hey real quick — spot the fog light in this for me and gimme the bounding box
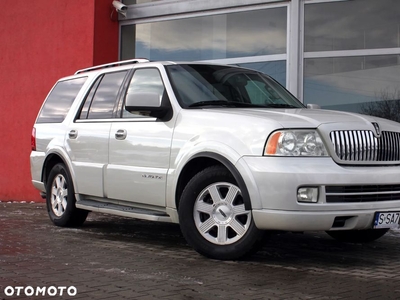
[297,187,319,203]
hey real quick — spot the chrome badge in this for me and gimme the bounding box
[372,122,381,137]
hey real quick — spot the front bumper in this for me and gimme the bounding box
[238,156,400,231]
[252,208,380,231]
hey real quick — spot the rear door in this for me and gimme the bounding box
[66,70,129,197]
[106,68,174,207]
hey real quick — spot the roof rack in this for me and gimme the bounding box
[74,58,150,74]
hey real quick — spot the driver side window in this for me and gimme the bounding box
[122,68,165,118]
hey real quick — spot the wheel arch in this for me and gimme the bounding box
[42,149,76,191]
[175,152,252,211]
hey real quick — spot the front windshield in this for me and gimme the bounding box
[165,64,304,109]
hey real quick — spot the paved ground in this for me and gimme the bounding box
[0,202,400,300]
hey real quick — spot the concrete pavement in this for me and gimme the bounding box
[1,202,400,299]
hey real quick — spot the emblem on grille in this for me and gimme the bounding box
[372,122,381,137]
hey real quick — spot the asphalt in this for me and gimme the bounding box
[1,201,400,299]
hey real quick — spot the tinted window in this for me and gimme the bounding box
[121,7,286,61]
[305,0,400,51]
[237,61,286,87]
[123,68,165,118]
[87,71,127,119]
[166,64,303,109]
[244,80,287,106]
[304,55,400,118]
[78,76,102,120]
[36,77,87,123]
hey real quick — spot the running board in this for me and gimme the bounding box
[76,200,172,222]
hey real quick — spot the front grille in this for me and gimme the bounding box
[329,130,400,161]
[326,185,400,203]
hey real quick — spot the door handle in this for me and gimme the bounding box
[69,130,78,139]
[115,129,127,140]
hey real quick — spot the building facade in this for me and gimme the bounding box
[120,0,400,115]
[1,0,399,202]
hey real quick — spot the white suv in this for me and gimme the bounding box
[31,59,400,260]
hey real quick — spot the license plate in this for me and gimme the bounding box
[374,212,400,229]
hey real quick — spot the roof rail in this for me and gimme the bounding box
[74,58,150,74]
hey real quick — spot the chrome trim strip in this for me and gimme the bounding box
[326,191,400,196]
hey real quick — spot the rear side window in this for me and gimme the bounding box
[36,77,87,123]
[77,71,128,120]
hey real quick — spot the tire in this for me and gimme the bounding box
[178,165,263,260]
[326,229,389,243]
[46,163,88,227]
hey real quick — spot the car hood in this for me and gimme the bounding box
[207,107,398,129]
[175,107,400,159]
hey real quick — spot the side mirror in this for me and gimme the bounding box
[125,92,170,119]
[307,103,321,109]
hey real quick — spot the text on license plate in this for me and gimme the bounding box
[374,212,400,229]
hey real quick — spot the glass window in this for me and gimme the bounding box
[121,25,136,61]
[121,7,287,61]
[123,68,165,118]
[36,77,87,123]
[304,0,400,52]
[236,61,286,87]
[166,64,303,109]
[78,76,102,120]
[303,55,400,121]
[244,80,288,106]
[86,71,128,119]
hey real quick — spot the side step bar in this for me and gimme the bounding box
[76,200,172,222]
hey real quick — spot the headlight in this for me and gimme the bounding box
[264,130,328,156]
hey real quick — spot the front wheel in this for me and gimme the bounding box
[178,166,263,260]
[46,163,88,227]
[326,229,389,243]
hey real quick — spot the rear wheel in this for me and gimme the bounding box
[178,166,263,260]
[46,163,88,227]
[326,229,389,243]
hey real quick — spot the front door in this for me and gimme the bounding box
[106,68,173,207]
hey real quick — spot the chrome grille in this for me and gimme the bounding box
[326,185,400,203]
[329,130,400,161]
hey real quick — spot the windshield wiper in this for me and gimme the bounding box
[189,100,269,108]
[188,101,299,109]
[264,103,299,108]
[188,100,232,108]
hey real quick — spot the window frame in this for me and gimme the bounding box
[36,76,88,124]
[118,0,400,105]
[119,2,291,92]
[116,66,170,120]
[75,70,131,122]
[300,0,400,103]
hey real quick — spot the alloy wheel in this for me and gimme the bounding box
[50,174,68,217]
[193,182,251,245]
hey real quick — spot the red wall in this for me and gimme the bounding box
[0,0,118,202]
